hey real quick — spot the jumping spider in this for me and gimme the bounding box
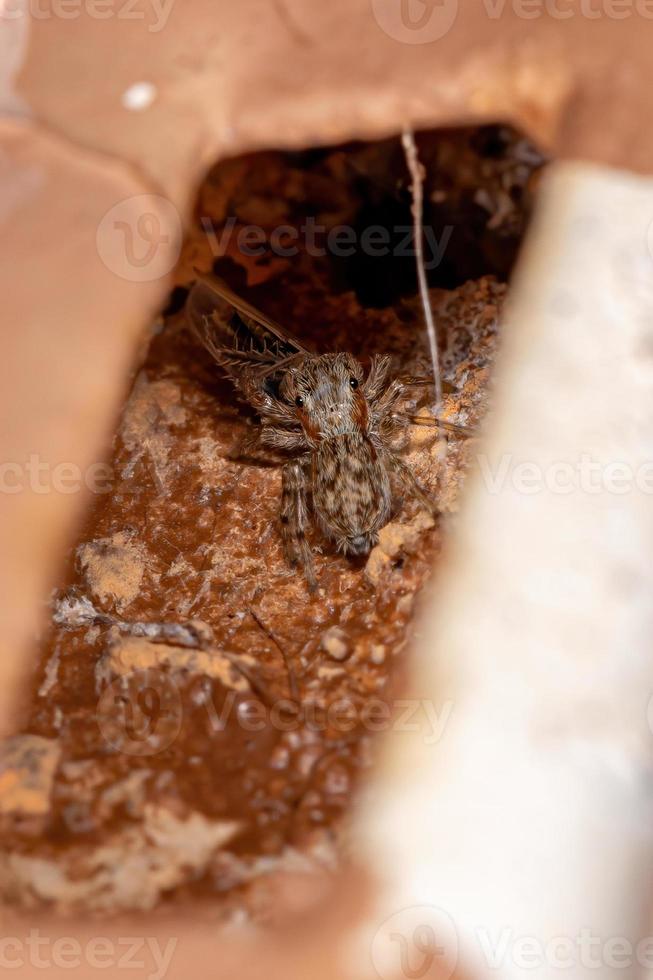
[187,275,469,590]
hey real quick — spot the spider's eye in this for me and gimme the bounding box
[349,377,359,390]
[295,395,304,407]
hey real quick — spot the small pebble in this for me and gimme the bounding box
[370,644,386,665]
[297,746,322,778]
[316,664,346,682]
[320,626,349,661]
[285,731,303,750]
[269,745,290,770]
[397,594,414,615]
[323,763,349,796]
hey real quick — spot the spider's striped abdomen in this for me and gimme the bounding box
[312,433,391,556]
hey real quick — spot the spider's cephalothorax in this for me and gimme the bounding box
[187,275,463,590]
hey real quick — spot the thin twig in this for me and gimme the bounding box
[402,128,443,410]
[249,607,300,703]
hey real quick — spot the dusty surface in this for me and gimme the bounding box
[10,0,653,199]
[0,736,61,823]
[1,4,652,975]
[0,132,529,916]
[0,119,180,737]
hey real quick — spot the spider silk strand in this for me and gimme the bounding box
[401,128,443,410]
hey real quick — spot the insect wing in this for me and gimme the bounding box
[201,275,308,352]
[187,273,309,376]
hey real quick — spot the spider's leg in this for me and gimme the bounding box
[363,354,392,403]
[232,424,308,464]
[226,429,271,463]
[385,450,440,518]
[392,412,474,437]
[373,373,458,424]
[260,426,309,455]
[393,375,457,395]
[239,375,298,426]
[370,378,404,424]
[281,459,317,591]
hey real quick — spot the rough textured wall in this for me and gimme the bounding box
[2,2,653,978]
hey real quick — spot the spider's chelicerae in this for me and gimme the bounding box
[187,275,468,590]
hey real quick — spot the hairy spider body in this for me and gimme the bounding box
[186,275,453,590]
[313,432,392,557]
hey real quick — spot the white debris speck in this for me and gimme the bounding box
[320,626,349,661]
[121,82,157,111]
[370,644,386,665]
[53,595,100,628]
